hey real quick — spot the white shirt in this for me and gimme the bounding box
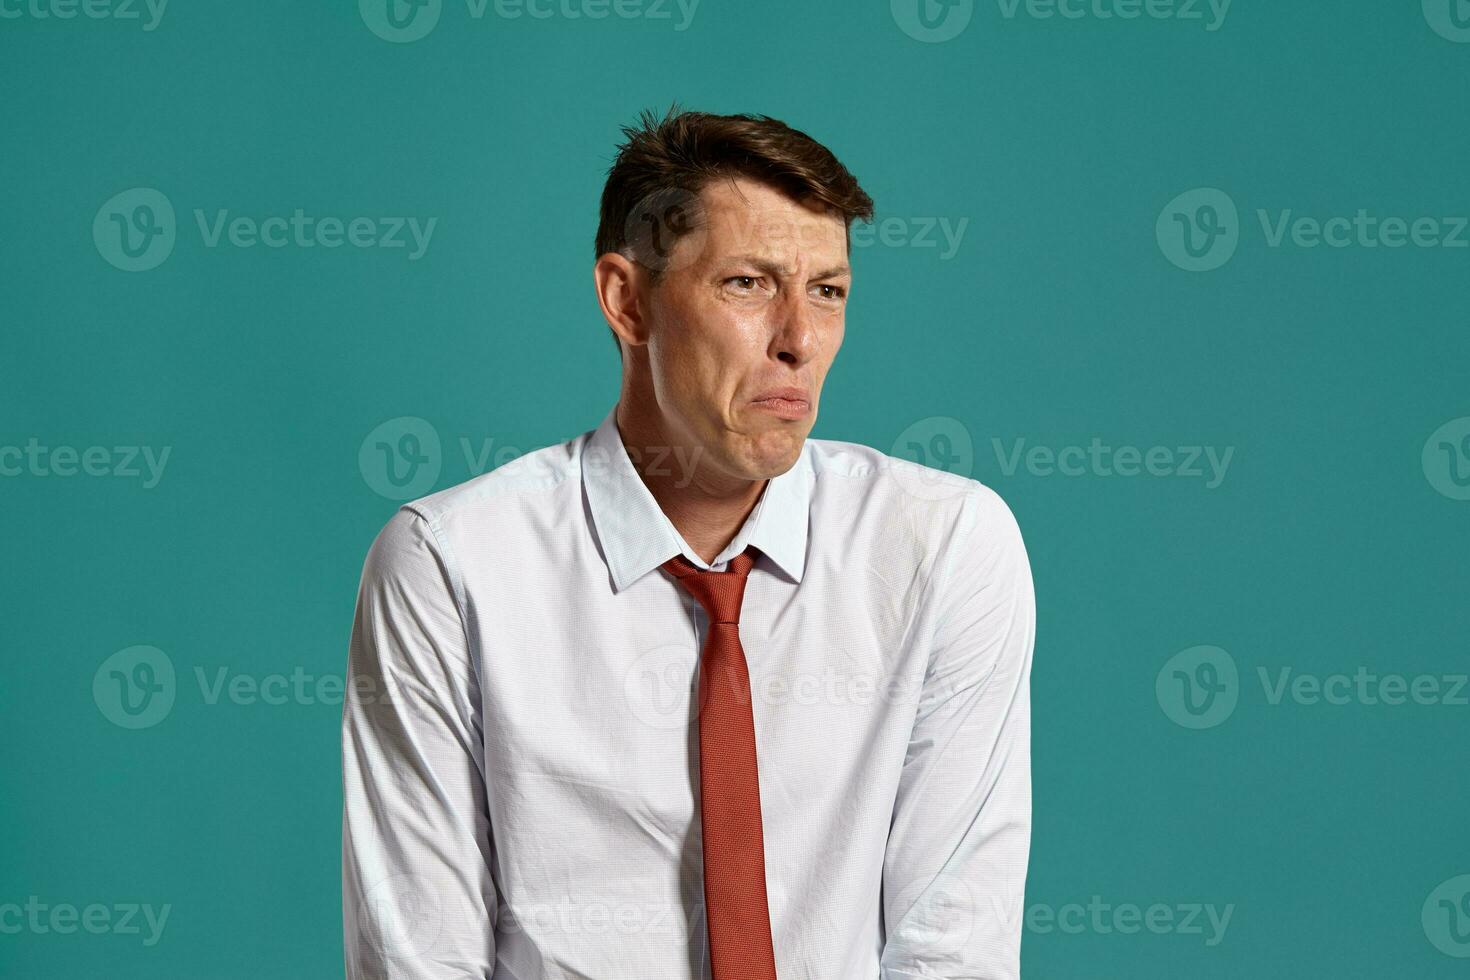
[342,404,1035,980]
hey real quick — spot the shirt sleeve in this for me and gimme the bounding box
[879,486,1036,980]
[342,507,498,979]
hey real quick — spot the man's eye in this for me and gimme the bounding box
[813,284,847,301]
[727,276,760,290]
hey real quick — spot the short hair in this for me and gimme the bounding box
[595,104,876,355]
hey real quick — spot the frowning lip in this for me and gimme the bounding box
[749,387,811,419]
[750,386,810,405]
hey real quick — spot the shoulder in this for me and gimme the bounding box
[396,430,584,529]
[360,430,586,580]
[805,434,1024,547]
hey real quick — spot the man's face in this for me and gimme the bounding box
[641,177,851,483]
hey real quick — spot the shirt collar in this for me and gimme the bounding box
[582,404,812,593]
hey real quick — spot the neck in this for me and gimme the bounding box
[614,398,766,566]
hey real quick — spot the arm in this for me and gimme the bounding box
[342,508,498,979]
[880,487,1035,980]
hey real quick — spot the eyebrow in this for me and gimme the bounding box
[719,255,852,280]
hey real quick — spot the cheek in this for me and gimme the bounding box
[818,316,845,363]
[725,310,774,352]
[668,294,763,364]
[649,295,731,394]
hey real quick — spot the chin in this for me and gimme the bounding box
[743,429,805,475]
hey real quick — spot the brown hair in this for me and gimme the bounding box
[595,104,876,354]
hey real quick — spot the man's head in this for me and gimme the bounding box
[593,106,874,489]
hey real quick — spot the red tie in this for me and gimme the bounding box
[660,546,779,980]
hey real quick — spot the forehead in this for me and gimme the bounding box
[696,177,848,261]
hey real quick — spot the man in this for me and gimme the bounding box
[343,107,1035,979]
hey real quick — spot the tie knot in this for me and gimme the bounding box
[660,546,757,624]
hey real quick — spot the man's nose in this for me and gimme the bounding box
[769,286,819,365]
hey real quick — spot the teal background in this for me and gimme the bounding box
[4,1,1469,976]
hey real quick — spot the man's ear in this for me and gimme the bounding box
[594,252,650,353]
